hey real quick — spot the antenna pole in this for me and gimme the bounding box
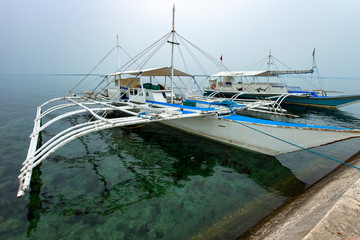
[172,4,175,32]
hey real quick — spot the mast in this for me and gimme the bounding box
[116,35,120,70]
[267,49,272,84]
[167,5,180,103]
[170,4,175,103]
[309,48,316,90]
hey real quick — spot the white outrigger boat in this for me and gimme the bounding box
[17,6,360,197]
[204,52,360,109]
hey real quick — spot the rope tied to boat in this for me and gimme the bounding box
[210,100,237,114]
[232,119,360,171]
[137,111,152,120]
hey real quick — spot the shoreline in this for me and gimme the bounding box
[243,151,360,239]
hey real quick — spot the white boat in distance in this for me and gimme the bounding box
[17,6,360,197]
[204,53,360,109]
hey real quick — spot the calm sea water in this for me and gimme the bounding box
[0,75,359,239]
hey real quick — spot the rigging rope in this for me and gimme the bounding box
[81,32,172,103]
[231,119,360,171]
[175,35,190,73]
[91,76,108,94]
[137,34,170,69]
[192,76,202,92]
[242,54,324,92]
[176,34,209,76]
[115,32,172,73]
[66,46,117,96]
[242,56,268,70]
[176,32,232,74]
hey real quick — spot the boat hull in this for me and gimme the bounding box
[164,115,360,156]
[204,90,360,109]
[204,90,279,99]
[282,95,360,109]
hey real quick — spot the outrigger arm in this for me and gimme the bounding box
[17,95,220,197]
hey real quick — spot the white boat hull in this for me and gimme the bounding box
[164,115,360,156]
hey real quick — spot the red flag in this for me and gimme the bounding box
[220,55,223,62]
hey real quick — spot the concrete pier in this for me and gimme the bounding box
[246,152,360,240]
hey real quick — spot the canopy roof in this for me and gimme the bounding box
[212,71,268,77]
[110,67,192,77]
[212,69,314,77]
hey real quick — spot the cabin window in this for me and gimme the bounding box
[146,92,149,96]
[162,92,167,98]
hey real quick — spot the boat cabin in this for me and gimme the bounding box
[207,71,289,94]
[106,67,193,104]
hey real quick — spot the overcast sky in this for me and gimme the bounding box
[1,0,359,77]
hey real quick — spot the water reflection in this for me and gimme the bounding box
[129,123,306,198]
[283,104,360,129]
[26,164,42,237]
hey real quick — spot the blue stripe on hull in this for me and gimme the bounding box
[221,115,352,130]
[184,99,245,108]
[146,100,216,111]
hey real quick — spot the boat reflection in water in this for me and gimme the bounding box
[26,114,310,239]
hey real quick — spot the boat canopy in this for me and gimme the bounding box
[114,78,141,88]
[212,69,314,77]
[109,67,193,77]
[212,71,268,77]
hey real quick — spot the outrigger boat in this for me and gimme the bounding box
[204,52,360,109]
[17,6,360,197]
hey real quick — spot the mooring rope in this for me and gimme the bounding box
[231,118,360,171]
[210,100,237,114]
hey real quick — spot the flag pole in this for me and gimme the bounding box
[220,55,223,72]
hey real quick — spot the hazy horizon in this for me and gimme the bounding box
[1,0,360,78]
